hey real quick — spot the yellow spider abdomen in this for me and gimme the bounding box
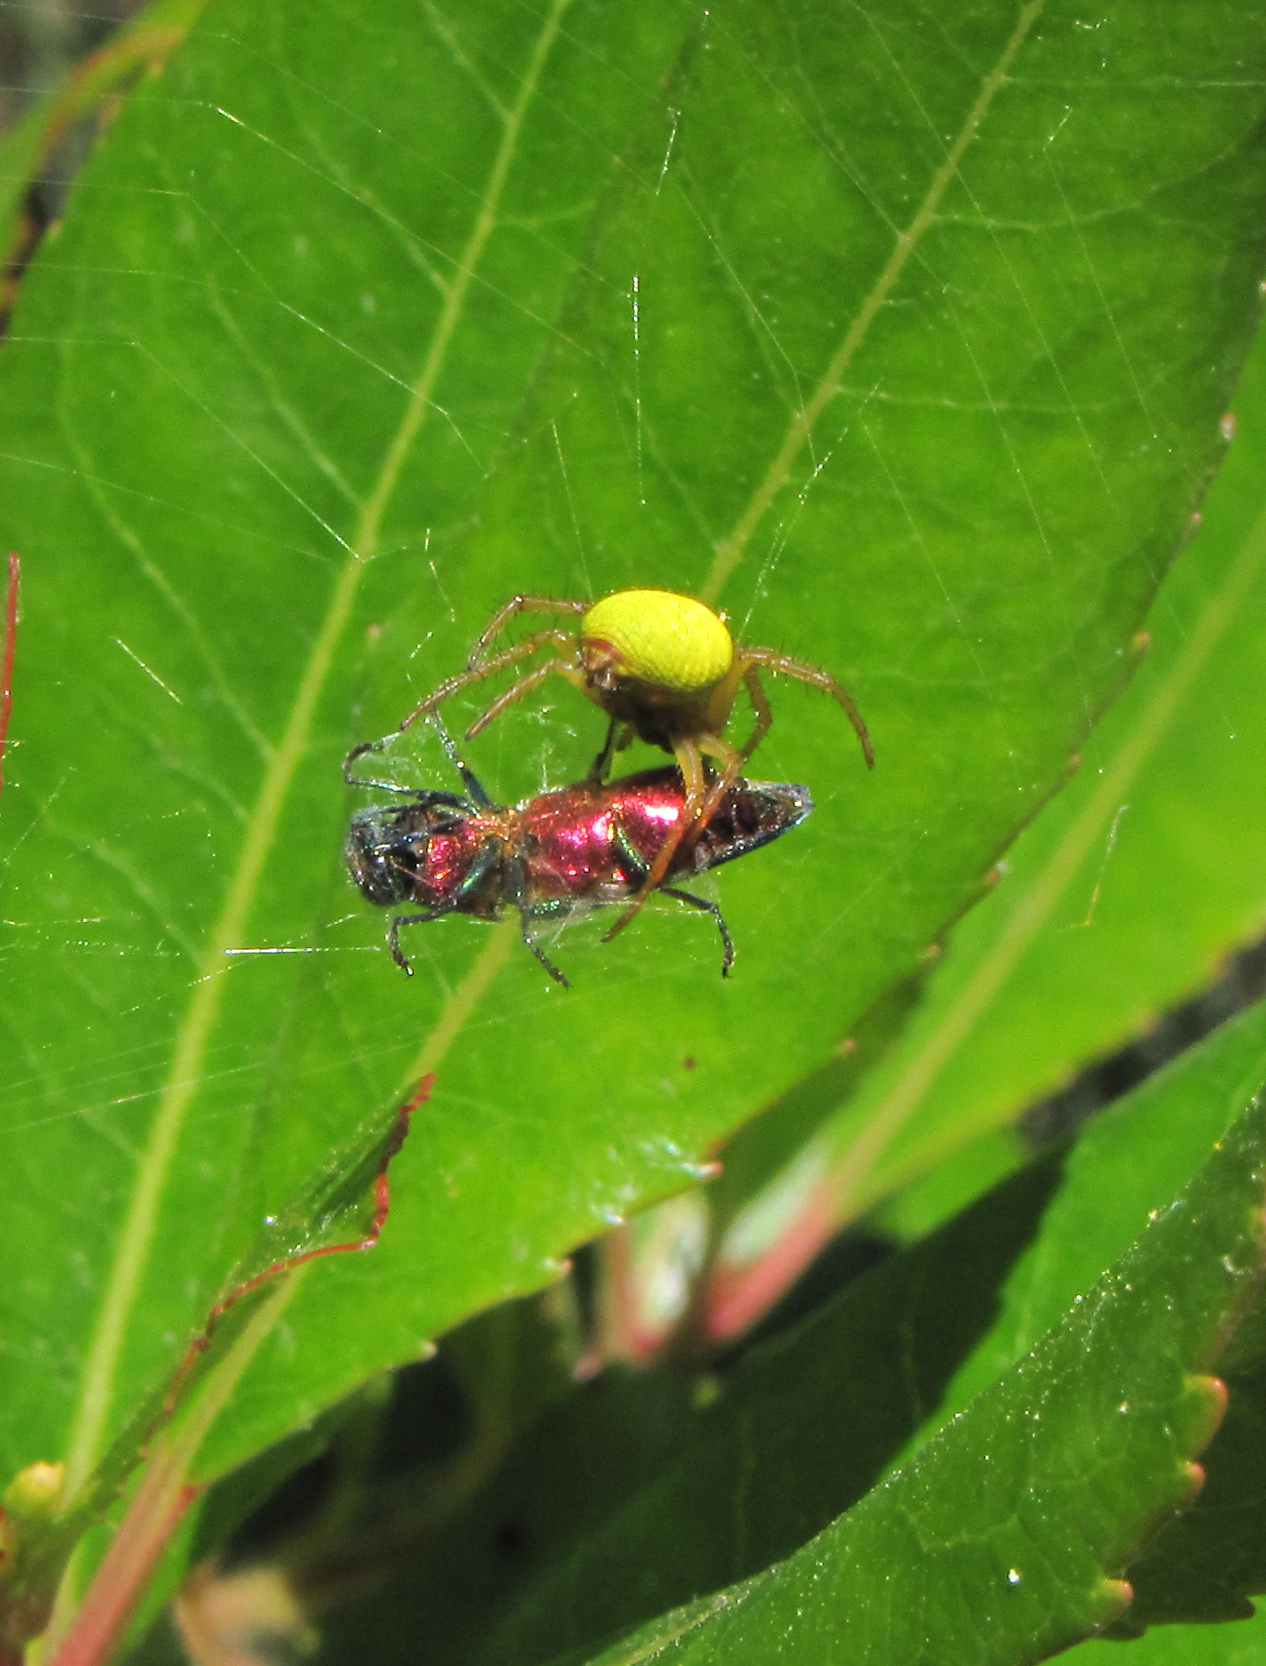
[580,590,734,696]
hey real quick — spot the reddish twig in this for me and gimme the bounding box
[49,1076,432,1666]
[49,1466,199,1666]
[600,1226,666,1366]
[162,1073,433,1419]
[702,1177,837,1343]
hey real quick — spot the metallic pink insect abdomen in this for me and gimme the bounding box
[519,776,688,900]
[601,777,691,860]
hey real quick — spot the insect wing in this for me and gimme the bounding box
[688,780,814,874]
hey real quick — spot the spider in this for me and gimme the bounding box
[343,717,813,987]
[396,588,872,934]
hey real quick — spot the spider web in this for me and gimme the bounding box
[0,0,1248,1533]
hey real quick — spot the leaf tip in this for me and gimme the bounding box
[1089,1576,1134,1629]
[1179,1372,1229,1457]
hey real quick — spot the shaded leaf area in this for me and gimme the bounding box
[319,999,1266,1666]
[557,1074,1266,1665]
[907,997,1266,1418]
[1115,1358,1266,1628]
[1,1,1264,1581]
[0,0,203,290]
[129,1295,584,1662]
[318,1156,1065,1666]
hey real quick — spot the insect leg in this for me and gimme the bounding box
[343,739,453,796]
[388,839,502,976]
[519,909,573,988]
[343,737,422,794]
[507,858,572,987]
[388,907,452,976]
[661,885,735,978]
[344,732,480,816]
[428,713,492,804]
[611,811,735,975]
[608,813,649,886]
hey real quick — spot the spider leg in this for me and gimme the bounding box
[661,886,735,978]
[605,807,736,975]
[465,656,590,741]
[739,664,773,762]
[398,628,579,735]
[688,733,744,850]
[427,713,492,805]
[470,595,587,664]
[740,646,875,768]
[602,735,710,944]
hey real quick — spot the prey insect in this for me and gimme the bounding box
[343,717,813,987]
[395,588,870,940]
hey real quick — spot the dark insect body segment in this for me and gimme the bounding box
[344,725,813,987]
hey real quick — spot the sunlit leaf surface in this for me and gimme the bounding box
[1,0,1264,1564]
[807,323,1266,1233]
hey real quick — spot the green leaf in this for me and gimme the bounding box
[2,0,1264,1618]
[322,1150,1070,1665]
[792,297,1266,1237]
[323,998,1266,1666]
[1080,1608,1266,1666]
[560,1035,1266,1666]
[0,1082,422,1652]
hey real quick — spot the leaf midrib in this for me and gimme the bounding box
[703,0,1046,602]
[59,0,575,1505]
